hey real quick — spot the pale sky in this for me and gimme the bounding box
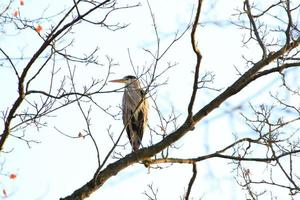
[0,0,298,199]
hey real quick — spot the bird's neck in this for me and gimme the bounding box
[126,81,141,91]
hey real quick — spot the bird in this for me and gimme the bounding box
[110,75,149,151]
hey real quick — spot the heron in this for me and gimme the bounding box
[110,75,149,151]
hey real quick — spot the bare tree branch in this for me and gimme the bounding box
[185,163,197,200]
[186,0,204,124]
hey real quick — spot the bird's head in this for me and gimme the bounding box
[109,75,138,86]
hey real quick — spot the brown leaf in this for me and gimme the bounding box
[9,173,17,180]
[35,25,42,33]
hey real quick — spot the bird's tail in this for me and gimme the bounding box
[132,139,141,151]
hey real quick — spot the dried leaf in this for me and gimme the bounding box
[13,10,19,17]
[244,168,250,176]
[9,173,17,180]
[35,25,42,33]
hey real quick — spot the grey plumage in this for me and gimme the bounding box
[110,75,148,151]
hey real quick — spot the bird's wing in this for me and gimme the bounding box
[122,103,131,145]
[123,89,148,151]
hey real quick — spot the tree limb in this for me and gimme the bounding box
[185,163,197,200]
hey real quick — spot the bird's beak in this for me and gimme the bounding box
[109,78,126,83]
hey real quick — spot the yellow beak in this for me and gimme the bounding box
[109,78,126,83]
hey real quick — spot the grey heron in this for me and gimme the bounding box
[110,75,149,151]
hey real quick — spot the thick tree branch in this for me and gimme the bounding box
[186,0,203,124]
[185,163,197,200]
[143,149,300,165]
[284,0,292,44]
[192,37,300,125]
[251,62,300,80]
